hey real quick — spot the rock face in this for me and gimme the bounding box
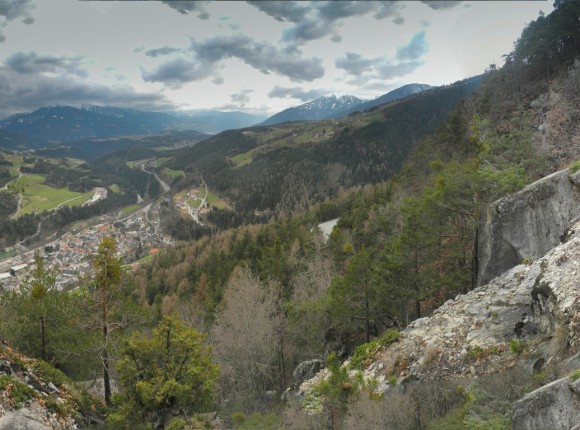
[512,375,580,430]
[478,168,580,286]
[0,345,102,429]
[299,218,580,396]
[0,407,52,430]
[293,359,324,385]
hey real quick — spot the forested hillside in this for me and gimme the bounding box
[1,2,579,429]
[128,2,580,427]
[168,76,481,215]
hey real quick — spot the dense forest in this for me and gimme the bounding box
[168,76,482,216]
[0,1,579,429]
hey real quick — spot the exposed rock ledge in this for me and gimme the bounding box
[300,219,580,397]
[512,374,580,430]
[478,167,580,286]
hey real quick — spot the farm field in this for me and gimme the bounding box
[14,174,94,217]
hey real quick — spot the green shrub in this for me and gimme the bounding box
[569,368,580,382]
[45,396,70,417]
[32,359,70,388]
[0,375,37,408]
[509,339,525,356]
[427,408,466,430]
[166,418,186,430]
[350,330,400,369]
[232,412,247,426]
[569,160,580,173]
[463,415,511,430]
[532,371,547,384]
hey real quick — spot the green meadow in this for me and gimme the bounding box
[14,174,93,217]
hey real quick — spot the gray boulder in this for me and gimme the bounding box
[293,359,324,384]
[478,168,580,286]
[0,408,52,430]
[512,375,580,430]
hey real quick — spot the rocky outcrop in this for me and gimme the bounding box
[512,374,580,430]
[0,345,103,429]
[478,168,580,286]
[293,359,324,385]
[299,218,580,397]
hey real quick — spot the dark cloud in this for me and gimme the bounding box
[144,46,183,58]
[336,32,428,84]
[0,0,35,42]
[335,52,379,76]
[246,1,308,23]
[161,0,210,19]
[396,31,428,61]
[230,89,253,107]
[117,0,210,19]
[192,35,325,81]
[421,1,463,10]
[142,34,325,87]
[316,1,376,21]
[269,1,405,45]
[141,57,213,88]
[268,86,327,102]
[5,51,88,77]
[0,52,172,118]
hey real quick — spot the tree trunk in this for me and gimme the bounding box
[364,283,370,343]
[40,316,46,361]
[414,249,421,319]
[102,289,111,406]
[472,226,479,289]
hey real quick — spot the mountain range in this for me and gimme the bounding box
[0,106,264,145]
[260,83,432,126]
[0,83,433,147]
[260,94,365,126]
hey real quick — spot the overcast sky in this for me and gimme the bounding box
[0,0,553,117]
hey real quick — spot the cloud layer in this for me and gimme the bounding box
[268,86,327,102]
[0,51,171,117]
[142,34,325,87]
[336,31,428,84]
[0,0,35,42]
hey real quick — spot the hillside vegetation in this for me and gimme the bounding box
[1,2,579,429]
[168,76,481,215]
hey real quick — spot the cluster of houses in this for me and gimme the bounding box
[173,187,210,221]
[0,204,174,292]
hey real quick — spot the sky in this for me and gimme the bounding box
[0,0,554,118]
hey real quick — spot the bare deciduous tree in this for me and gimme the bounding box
[211,266,285,403]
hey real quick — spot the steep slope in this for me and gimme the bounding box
[0,344,104,428]
[169,75,481,215]
[260,95,364,126]
[295,170,580,428]
[0,106,202,144]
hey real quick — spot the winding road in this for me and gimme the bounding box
[136,161,171,193]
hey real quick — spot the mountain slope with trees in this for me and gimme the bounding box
[0,106,203,144]
[2,2,580,429]
[169,75,481,216]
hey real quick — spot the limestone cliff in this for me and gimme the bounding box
[297,213,580,429]
[478,167,580,286]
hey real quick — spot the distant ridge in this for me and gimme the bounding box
[260,94,365,126]
[0,106,202,143]
[337,83,432,117]
[261,83,432,126]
